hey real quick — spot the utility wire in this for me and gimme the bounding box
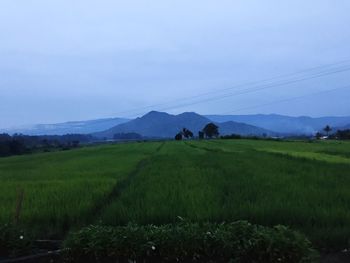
[112,59,350,117]
[221,84,350,114]
[122,65,350,117]
[117,59,350,117]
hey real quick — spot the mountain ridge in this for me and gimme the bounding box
[94,111,274,139]
[2,112,349,137]
[205,114,350,134]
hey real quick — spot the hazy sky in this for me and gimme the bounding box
[1,0,350,128]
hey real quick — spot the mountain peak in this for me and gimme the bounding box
[143,111,170,117]
[178,112,202,117]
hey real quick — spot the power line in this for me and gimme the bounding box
[113,59,350,118]
[122,64,350,117]
[221,85,350,114]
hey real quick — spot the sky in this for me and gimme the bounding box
[1,0,350,128]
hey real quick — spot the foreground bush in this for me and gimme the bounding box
[63,221,318,263]
[0,224,32,257]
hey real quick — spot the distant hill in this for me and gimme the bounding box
[6,112,348,137]
[335,123,350,131]
[2,118,130,136]
[94,111,274,139]
[206,114,350,135]
[218,121,273,136]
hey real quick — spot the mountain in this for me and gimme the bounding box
[2,118,130,136]
[94,111,274,139]
[206,114,350,135]
[335,124,350,131]
[218,121,273,136]
[7,112,346,137]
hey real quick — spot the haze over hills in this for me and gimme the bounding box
[338,124,350,130]
[206,114,350,135]
[94,111,275,139]
[1,118,129,136]
[2,112,350,138]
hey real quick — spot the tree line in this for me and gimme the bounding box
[0,133,94,157]
[175,123,350,141]
[175,123,219,140]
[316,125,350,140]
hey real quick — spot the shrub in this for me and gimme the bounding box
[175,133,183,141]
[221,134,242,139]
[0,224,32,257]
[63,221,318,263]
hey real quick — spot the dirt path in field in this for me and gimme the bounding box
[91,142,165,219]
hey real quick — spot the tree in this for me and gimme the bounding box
[72,141,80,148]
[0,133,11,142]
[336,129,350,140]
[323,125,332,136]
[203,123,219,138]
[9,140,26,155]
[175,133,183,141]
[315,132,322,140]
[198,131,204,139]
[182,128,193,139]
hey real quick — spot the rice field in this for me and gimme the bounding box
[0,139,349,249]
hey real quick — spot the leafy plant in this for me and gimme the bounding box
[63,221,319,263]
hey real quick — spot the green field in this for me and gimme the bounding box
[1,139,350,249]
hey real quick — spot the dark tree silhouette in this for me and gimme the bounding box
[0,133,94,157]
[315,132,322,140]
[203,123,219,138]
[198,131,204,139]
[323,125,332,136]
[336,129,350,140]
[182,128,194,139]
[175,133,183,141]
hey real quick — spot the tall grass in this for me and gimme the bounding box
[0,142,161,238]
[0,139,349,249]
[100,140,350,249]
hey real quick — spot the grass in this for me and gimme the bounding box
[0,142,162,238]
[0,139,349,249]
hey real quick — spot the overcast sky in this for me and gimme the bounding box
[1,0,350,128]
